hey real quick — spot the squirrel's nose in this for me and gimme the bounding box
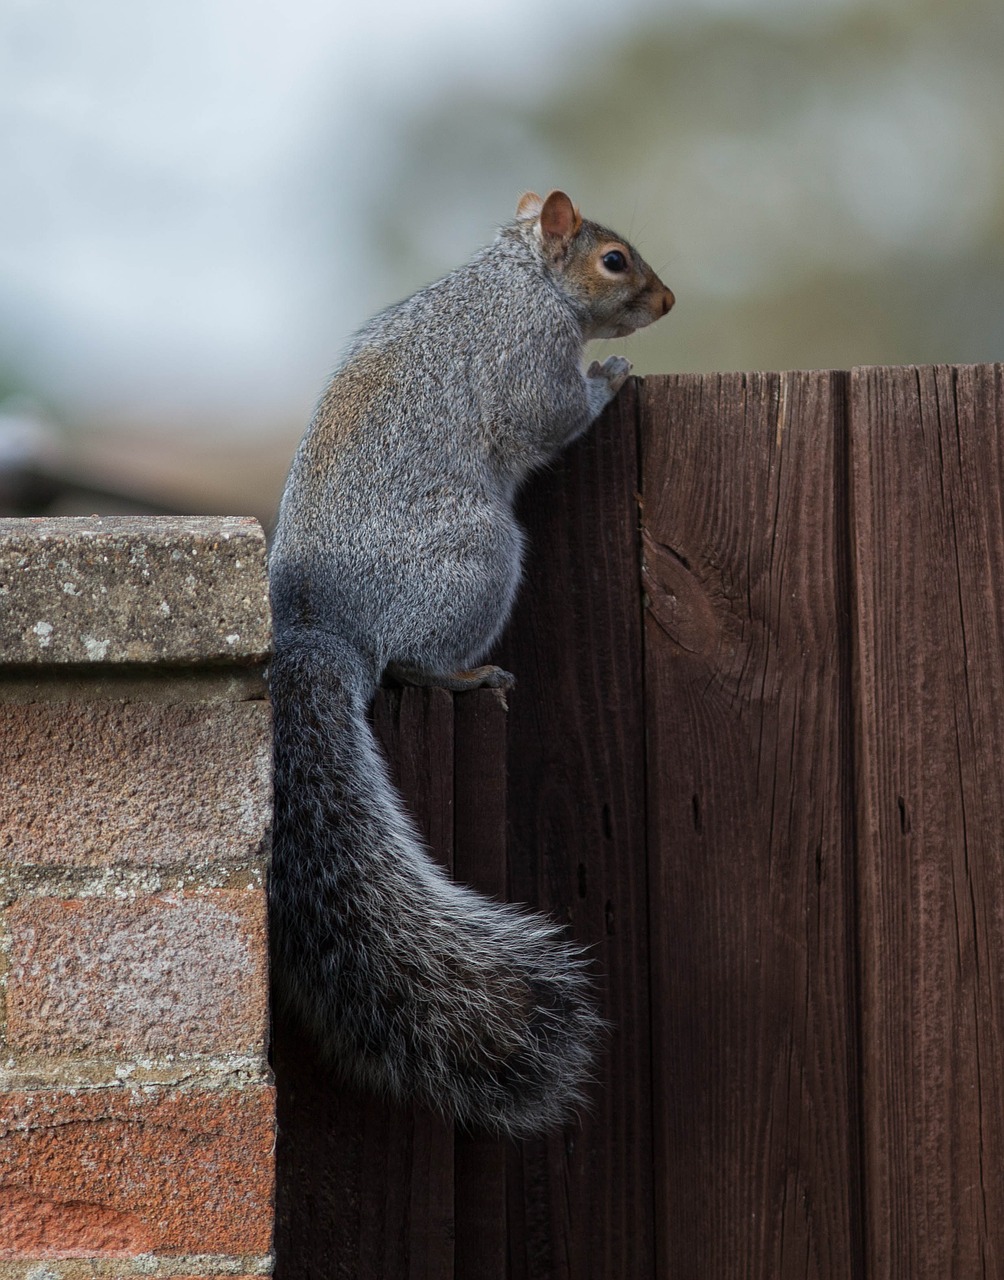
[661,288,675,315]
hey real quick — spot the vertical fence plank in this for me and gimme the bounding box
[640,371,863,1279]
[498,382,653,1280]
[851,363,1004,1279]
[273,686,455,1280]
[453,688,510,1280]
[373,687,456,1280]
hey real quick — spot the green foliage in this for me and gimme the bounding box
[356,2,1004,373]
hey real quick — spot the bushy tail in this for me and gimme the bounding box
[269,629,602,1137]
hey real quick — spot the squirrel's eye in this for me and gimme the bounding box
[601,250,628,273]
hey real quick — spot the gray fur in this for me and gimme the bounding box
[269,193,673,1136]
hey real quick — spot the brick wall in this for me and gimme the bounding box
[0,517,274,1278]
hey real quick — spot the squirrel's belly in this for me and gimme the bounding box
[276,493,524,674]
[379,514,524,672]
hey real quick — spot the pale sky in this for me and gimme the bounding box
[1,0,673,429]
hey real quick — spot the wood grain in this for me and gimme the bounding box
[498,381,654,1280]
[850,363,1004,1279]
[640,371,864,1278]
[272,363,1004,1278]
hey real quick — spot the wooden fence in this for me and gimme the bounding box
[272,364,1004,1280]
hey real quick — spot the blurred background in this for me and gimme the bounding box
[1,0,1002,522]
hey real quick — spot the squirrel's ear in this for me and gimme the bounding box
[539,191,582,241]
[516,191,544,220]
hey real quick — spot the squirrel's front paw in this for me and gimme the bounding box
[587,355,633,396]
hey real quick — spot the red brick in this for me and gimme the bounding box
[0,701,270,867]
[6,890,268,1057]
[0,1087,274,1258]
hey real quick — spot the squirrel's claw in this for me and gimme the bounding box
[588,355,632,395]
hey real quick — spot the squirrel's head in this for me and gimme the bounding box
[515,190,675,340]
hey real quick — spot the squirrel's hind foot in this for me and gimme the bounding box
[386,661,516,692]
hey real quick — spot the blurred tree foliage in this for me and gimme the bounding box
[4,0,1001,513]
[359,1,1004,374]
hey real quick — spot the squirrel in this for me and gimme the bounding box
[268,189,674,1138]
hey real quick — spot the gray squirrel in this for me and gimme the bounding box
[269,190,673,1137]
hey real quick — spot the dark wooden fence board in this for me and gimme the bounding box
[371,688,456,1280]
[273,363,1004,1279]
[640,371,863,1279]
[453,688,510,1280]
[273,687,456,1280]
[850,363,1004,1279]
[498,381,654,1280]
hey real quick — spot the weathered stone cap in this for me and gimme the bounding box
[0,516,271,666]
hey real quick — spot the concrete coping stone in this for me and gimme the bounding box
[0,516,271,667]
